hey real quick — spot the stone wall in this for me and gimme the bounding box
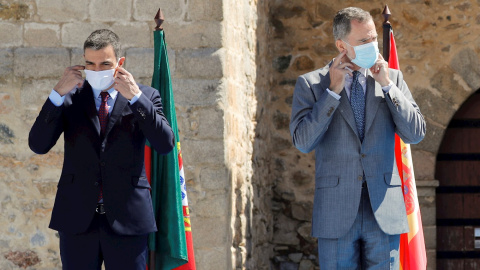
[252,0,480,269]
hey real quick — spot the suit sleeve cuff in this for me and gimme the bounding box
[381,82,394,93]
[128,91,143,105]
[326,88,341,100]
[48,89,65,107]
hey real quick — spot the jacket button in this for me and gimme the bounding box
[100,161,106,166]
[94,182,99,186]
[357,175,363,181]
[361,154,366,158]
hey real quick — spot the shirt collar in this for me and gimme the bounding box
[331,58,368,78]
[345,66,367,78]
[92,87,118,100]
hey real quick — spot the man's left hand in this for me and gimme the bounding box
[113,67,141,100]
[370,54,392,87]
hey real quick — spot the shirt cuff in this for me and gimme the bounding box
[381,82,394,93]
[128,91,142,105]
[326,88,341,100]
[48,89,65,107]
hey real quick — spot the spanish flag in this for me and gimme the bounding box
[389,29,428,270]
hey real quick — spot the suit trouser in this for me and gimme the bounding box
[59,213,148,270]
[317,186,400,270]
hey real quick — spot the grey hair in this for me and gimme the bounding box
[333,7,373,41]
[84,29,121,58]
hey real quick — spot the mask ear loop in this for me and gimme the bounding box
[114,57,125,78]
[341,40,356,62]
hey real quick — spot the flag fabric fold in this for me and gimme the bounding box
[389,29,427,270]
[145,29,196,270]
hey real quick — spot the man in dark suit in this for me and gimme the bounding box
[29,29,174,270]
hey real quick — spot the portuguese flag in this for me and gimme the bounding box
[389,29,427,270]
[145,28,196,270]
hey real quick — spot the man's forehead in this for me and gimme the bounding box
[84,47,116,61]
[349,20,377,39]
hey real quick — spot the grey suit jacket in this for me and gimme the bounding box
[289,62,426,238]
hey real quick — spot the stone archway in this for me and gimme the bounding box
[436,89,480,269]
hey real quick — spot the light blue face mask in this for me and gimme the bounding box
[342,40,379,69]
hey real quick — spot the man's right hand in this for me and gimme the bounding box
[53,65,85,96]
[329,50,353,94]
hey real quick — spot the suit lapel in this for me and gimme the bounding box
[81,84,101,137]
[104,93,128,138]
[364,72,385,135]
[338,88,360,140]
[321,63,360,141]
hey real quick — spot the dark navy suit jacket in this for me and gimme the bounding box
[29,82,174,235]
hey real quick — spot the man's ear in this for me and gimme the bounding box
[335,39,346,52]
[117,57,125,67]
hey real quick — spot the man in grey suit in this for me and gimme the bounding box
[289,7,425,269]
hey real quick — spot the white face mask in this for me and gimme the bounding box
[84,58,120,91]
[84,69,115,91]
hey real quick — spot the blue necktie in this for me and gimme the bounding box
[350,71,365,141]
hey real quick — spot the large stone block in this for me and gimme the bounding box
[24,23,60,47]
[124,48,154,78]
[111,22,151,48]
[429,67,473,110]
[194,247,229,270]
[176,48,224,79]
[192,216,228,248]
[187,0,223,21]
[14,48,69,79]
[0,92,14,115]
[200,167,228,190]
[172,79,223,107]
[0,2,32,21]
[420,206,436,226]
[195,193,228,217]
[272,231,300,246]
[36,0,88,22]
[21,79,58,110]
[70,48,84,66]
[133,0,184,22]
[411,150,435,180]
[414,118,445,153]
[424,225,436,250]
[125,47,175,78]
[162,21,222,49]
[0,49,14,77]
[182,138,225,165]
[89,0,132,22]
[0,23,22,48]
[450,48,480,90]
[61,23,110,48]
[178,106,224,140]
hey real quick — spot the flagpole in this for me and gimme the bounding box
[149,9,164,270]
[382,5,391,61]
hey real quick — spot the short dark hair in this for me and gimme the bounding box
[83,29,120,57]
[333,7,372,41]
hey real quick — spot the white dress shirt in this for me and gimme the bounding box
[48,83,142,109]
[326,67,393,101]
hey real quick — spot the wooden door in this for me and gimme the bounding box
[436,90,480,269]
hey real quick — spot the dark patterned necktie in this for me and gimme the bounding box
[350,71,365,141]
[99,92,110,135]
[98,92,109,201]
